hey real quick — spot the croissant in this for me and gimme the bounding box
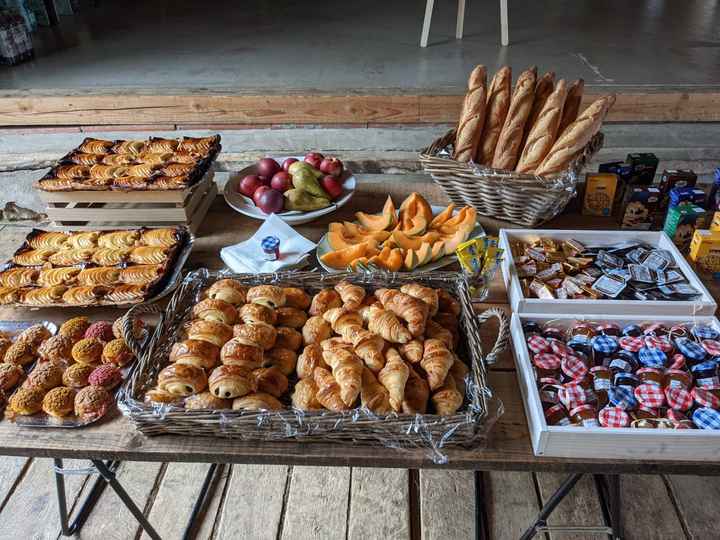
[129,246,168,265]
[208,365,255,399]
[343,325,385,372]
[140,227,180,248]
[283,287,311,310]
[253,366,289,397]
[375,288,429,337]
[170,339,220,370]
[98,230,140,249]
[186,319,233,347]
[402,365,430,414]
[360,367,392,414]
[65,231,99,249]
[296,343,328,379]
[302,315,332,345]
[399,338,424,364]
[207,279,247,305]
[220,337,263,369]
[275,327,303,351]
[334,280,366,310]
[28,232,68,250]
[118,264,161,285]
[92,248,131,266]
[308,288,342,316]
[246,285,286,309]
[378,348,409,412]
[432,374,463,416]
[399,283,439,316]
[22,286,68,306]
[263,347,297,376]
[291,378,323,410]
[322,348,363,406]
[323,307,363,339]
[0,268,39,288]
[78,267,121,287]
[49,248,94,266]
[275,307,308,329]
[421,338,453,391]
[158,363,208,396]
[193,298,238,325]
[437,289,461,316]
[313,367,349,411]
[238,303,276,325]
[184,392,231,410]
[13,248,55,266]
[233,322,277,350]
[425,320,455,350]
[105,284,147,304]
[449,356,470,397]
[359,306,412,344]
[233,392,284,411]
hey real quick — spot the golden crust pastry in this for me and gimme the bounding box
[8,387,45,415]
[48,248,94,266]
[37,334,73,362]
[0,268,39,288]
[112,316,145,341]
[55,165,90,179]
[232,322,277,351]
[28,232,68,250]
[233,392,283,411]
[283,287,311,310]
[68,152,103,165]
[0,362,23,391]
[118,264,161,285]
[219,337,263,370]
[140,228,179,248]
[308,288,342,316]
[161,163,194,177]
[91,248,131,266]
[263,347,297,376]
[62,363,94,388]
[62,286,107,305]
[0,287,20,304]
[13,248,55,266]
[74,384,113,421]
[112,176,149,190]
[275,326,303,351]
[146,138,179,153]
[253,366,289,397]
[72,338,104,365]
[185,391,231,410]
[72,177,114,191]
[89,164,127,179]
[59,316,90,342]
[105,284,147,304]
[42,387,76,417]
[177,135,219,155]
[25,361,64,391]
[37,267,80,288]
[208,365,255,400]
[4,340,34,366]
[101,153,136,166]
[193,298,238,325]
[169,151,201,164]
[137,151,173,165]
[247,285,286,309]
[159,363,208,396]
[98,230,140,249]
[275,307,308,329]
[206,279,247,305]
[147,175,189,190]
[17,323,52,348]
[113,139,146,155]
[124,163,159,178]
[144,387,180,405]
[171,339,219,370]
[22,286,68,306]
[79,138,114,154]
[65,231,99,249]
[186,319,233,348]
[129,246,168,265]
[238,303,276,325]
[78,267,121,287]
[37,178,74,191]
[101,338,134,367]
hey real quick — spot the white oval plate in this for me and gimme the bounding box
[316,205,485,273]
[223,156,357,225]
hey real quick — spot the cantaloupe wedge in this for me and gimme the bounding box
[327,231,367,250]
[430,240,445,261]
[415,242,433,266]
[404,249,419,271]
[391,230,441,251]
[356,196,397,231]
[442,229,469,255]
[349,257,369,270]
[400,192,433,224]
[321,239,378,269]
[385,248,404,272]
[404,215,427,236]
[429,203,455,229]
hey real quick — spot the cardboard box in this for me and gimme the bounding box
[689,229,720,274]
[619,186,660,230]
[626,153,659,185]
[582,173,617,216]
[663,204,707,252]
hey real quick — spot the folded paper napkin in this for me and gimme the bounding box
[220,213,316,273]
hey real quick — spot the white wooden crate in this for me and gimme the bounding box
[499,229,717,317]
[511,312,720,461]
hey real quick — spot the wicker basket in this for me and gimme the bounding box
[419,130,604,227]
[119,269,509,456]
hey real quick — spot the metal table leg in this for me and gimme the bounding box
[474,471,490,540]
[595,474,624,540]
[181,463,220,540]
[520,473,585,540]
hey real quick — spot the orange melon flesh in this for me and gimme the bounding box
[430,240,445,261]
[321,242,369,269]
[404,215,427,236]
[386,248,403,272]
[429,203,455,229]
[415,242,433,266]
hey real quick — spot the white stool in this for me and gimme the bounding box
[420,0,509,47]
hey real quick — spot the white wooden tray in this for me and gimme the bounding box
[499,229,717,316]
[511,312,720,461]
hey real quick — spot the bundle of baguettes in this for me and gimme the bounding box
[453,65,615,176]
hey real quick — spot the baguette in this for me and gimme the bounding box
[453,65,487,162]
[516,79,568,173]
[535,94,615,177]
[491,66,537,170]
[520,71,556,150]
[557,79,585,136]
[475,66,511,164]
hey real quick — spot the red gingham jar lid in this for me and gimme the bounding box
[669,354,687,370]
[644,335,674,354]
[700,339,720,356]
[598,406,630,428]
[692,387,720,409]
[539,376,561,386]
[634,383,666,408]
[665,387,694,411]
[619,336,644,353]
[533,353,561,371]
[527,335,551,354]
[561,355,589,381]
[550,340,575,358]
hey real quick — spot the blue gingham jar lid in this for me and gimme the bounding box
[692,407,720,430]
[675,337,707,362]
[591,335,619,355]
[637,347,668,368]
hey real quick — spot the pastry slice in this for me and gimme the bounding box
[147,175,189,190]
[22,285,68,305]
[78,138,114,154]
[65,231,100,249]
[98,230,140,249]
[0,268,39,288]
[0,287,21,304]
[113,176,149,190]
[71,177,113,191]
[37,267,81,287]
[62,285,108,305]
[48,248,94,266]
[91,247,131,266]
[129,246,169,265]
[112,139,146,155]
[146,138,179,153]
[137,151,173,165]
[54,165,89,179]
[101,153,137,166]
[13,248,56,266]
[105,284,148,304]
[169,151,201,164]
[118,264,161,285]
[37,178,74,191]
[89,164,127,179]
[125,163,159,178]
[178,135,219,155]
[78,267,121,286]
[161,163,194,177]
[140,227,179,247]
[28,232,69,250]
[67,152,103,165]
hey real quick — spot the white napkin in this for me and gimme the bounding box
[220,213,317,273]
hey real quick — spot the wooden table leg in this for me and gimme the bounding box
[420,0,435,47]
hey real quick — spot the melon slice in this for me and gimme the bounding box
[349,257,369,271]
[327,231,366,250]
[429,203,456,229]
[404,215,428,237]
[356,196,397,231]
[321,242,370,269]
[430,240,445,261]
[400,192,434,224]
[403,249,420,271]
[443,229,469,255]
[385,248,404,272]
[391,230,441,251]
[415,242,433,267]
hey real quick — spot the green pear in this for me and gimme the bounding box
[288,161,323,179]
[291,168,326,198]
[284,189,330,211]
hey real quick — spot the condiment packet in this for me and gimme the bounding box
[596,250,624,269]
[592,274,627,298]
[628,264,655,283]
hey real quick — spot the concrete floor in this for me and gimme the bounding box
[1,0,720,91]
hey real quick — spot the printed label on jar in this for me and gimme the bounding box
[582,418,600,428]
[593,379,611,391]
[668,379,685,390]
[609,359,632,372]
[540,389,559,404]
[555,417,572,426]
[696,376,720,388]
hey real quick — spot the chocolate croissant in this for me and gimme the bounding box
[207,279,247,305]
[275,327,302,352]
[220,337,263,370]
[208,365,255,400]
[159,363,208,396]
[186,319,233,348]
[246,285,286,309]
[170,339,219,370]
[275,307,307,329]
[253,366,289,397]
[185,391,231,410]
[233,322,277,351]
[193,298,238,325]
[263,347,297,376]
[232,392,283,411]
[28,232,69,250]
[283,287,311,310]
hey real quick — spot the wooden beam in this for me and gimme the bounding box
[1,90,719,126]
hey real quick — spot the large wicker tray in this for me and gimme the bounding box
[120,269,508,458]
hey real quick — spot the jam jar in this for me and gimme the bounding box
[570,404,600,427]
[545,404,571,426]
[691,361,719,388]
[636,368,664,386]
[665,369,692,390]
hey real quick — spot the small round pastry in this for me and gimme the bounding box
[263,347,297,376]
[208,365,256,399]
[232,392,283,411]
[8,387,45,415]
[72,338,104,365]
[253,366,289,397]
[275,307,308,329]
[207,279,247,305]
[84,321,115,342]
[186,320,233,348]
[74,385,113,421]
[17,324,52,350]
[170,339,219,370]
[25,362,64,391]
[158,363,208,397]
[59,316,91,343]
[275,327,303,352]
[0,363,23,391]
[238,303,276,325]
[88,364,123,390]
[220,337,263,369]
[101,339,135,367]
[308,288,342,316]
[112,316,145,341]
[246,285,286,309]
[144,387,180,405]
[283,287,311,310]
[42,387,76,418]
[37,334,73,363]
[4,340,35,366]
[192,298,238,325]
[0,337,12,359]
[232,322,277,351]
[185,391,232,410]
[62,363,94,389]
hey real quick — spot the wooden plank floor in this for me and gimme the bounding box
[0,456,714,539]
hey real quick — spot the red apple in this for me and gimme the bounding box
[256,188,284,214]
[258,175,270,185]
[252,185,271,206]
[257,157,281,179]
[239,174,264,197]
[319,157,344,178]
[304,152,324,170]
[320,175,343,200]
[270,171,293,192]
[282,157,299,172]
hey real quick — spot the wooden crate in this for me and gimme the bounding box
[37,172,217,234]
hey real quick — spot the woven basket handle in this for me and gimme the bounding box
[122,303,163,359]
[476,307,510,365]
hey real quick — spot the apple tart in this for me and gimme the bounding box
[48,248,94,266]
[169,151,200,164]
[98,230,140,249]
[112,139,146,155]
[28,232,68,250]
[62,286,108,305]
[13,248,56,266]
[0,287,21,304]
[105,284,147,304]
[129,246,168,265]
[112,176,150,190]
[137,151,174,165]
[37,267,81,287]
[55,165,89,179]
[147,175,189,190]
[140,227,179,248]
[78,267,121,286]
[146,138,179,153]
[22,286,68,305]
[37,178,74,191]
[101,153,137,166]
[125,163,159,178]
[178,135,220,155]
[0,268,39,288]
[118,264,161,285]
[89,164,128,179]
[161,163,194,177]
[68,152,103,165]
[65,231,99,249]
[91,247,131,266]
[79,138,114,154]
